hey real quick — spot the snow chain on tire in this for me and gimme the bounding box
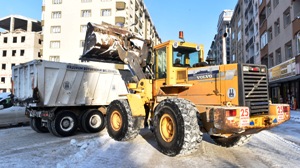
[106,99,141,141]
[154,98,202,156]
[211,134,253,147]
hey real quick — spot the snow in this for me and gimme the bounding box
[0,110,300,167]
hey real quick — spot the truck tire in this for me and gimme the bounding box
[47,120,59,137]
[82,109,105,133]
[106,99,140,141]
[210,135,252,147]
[154,98,202,156]
[30,117,49,133]
[49,110,78,137]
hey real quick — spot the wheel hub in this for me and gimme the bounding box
[111,111,122,131]
[160,114,175,142]
[90,115,101,128]
[60,116,74,131]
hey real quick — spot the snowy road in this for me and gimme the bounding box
[0,111,300,168]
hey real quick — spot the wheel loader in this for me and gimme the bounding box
[81,22,290,156]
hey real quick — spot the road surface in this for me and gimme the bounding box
[0,114,300,168]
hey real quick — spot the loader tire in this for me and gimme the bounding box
[82,109,105,133]
[106,99,140,141]
[49,110,78,137]
[210,135,252,147]
[30,117,49,133]
[154,98,202,156]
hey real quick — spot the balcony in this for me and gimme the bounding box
[259,0,266,14]
[260,44,268,58]
[292,17,300,36]
[115,17,125,26]
[116,2,126,10]
[259,19,267,34]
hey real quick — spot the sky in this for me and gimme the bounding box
[0,0,238,56]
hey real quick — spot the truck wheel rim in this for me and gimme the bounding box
[89,114,101,128]
[60,116,74,131]
[160,113,175,142]
[111,111,122,131]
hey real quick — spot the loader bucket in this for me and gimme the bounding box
[80,22,130,64]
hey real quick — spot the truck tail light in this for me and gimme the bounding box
[226,110,237,117]
[283,106,289,113]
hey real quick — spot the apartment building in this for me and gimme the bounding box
[41,0,161,64]
[0,15,42,93]
[229,0,260,65]
[259,0,300,109]
[207,10,233,65]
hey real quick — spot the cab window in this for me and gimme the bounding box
[173,47,200,67]
[155,47,167,79]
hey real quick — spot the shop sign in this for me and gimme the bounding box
[269,58,296,82]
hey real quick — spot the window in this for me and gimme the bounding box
[81,0,92,2]
[21,36,25,42]
[51,26,61,33]
[52,11,61,19]
[80,40,85,47]
[155,47,167,79]
[53,0,62,4]
[238,31,241,41]
[273,0,279,9]
[2,50,7,57]
[13,37,17,43]
[267,27,272,42]
[49,56,60,62]
[3,37,7,43]
[297,32,300,55]
[238,19,241,27]
[275,48,281,65]
[12,50,16,56]
[101,9,111,16]
[20,50,25,56]
[39,39,42,45]
[260,31,268,49]
[2,64,6,70]
[285,41,292,60]
[274,18,280,37]
[283,8,291,28]
[38,52,41,58]
[1,77,5,84]
[80,25,87,33]
[81,10,91,17]
[50,41,60,48]
[267,2,271,17]
[268,53,274,67]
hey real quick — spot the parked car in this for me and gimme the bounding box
[0,92,13,109]
[0,92,29,127]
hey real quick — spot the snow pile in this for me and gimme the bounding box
[290,110,300,122]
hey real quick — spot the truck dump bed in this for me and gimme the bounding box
[12,60,130,107]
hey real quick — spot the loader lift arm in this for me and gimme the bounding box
[80,22,153,82]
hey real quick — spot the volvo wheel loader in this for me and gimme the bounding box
[81,22,290,156]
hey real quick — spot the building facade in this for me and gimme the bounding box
[0,15,42,93]
[41,0,161,64]
[259,0,300,109]
[229,0,261,65]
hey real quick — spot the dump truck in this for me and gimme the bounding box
[12,60,131,136]
[80,22,291,156]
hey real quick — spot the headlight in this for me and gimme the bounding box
[243,66,249,72]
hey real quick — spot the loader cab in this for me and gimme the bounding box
[152,40,204,95]
[153,41,204,85]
